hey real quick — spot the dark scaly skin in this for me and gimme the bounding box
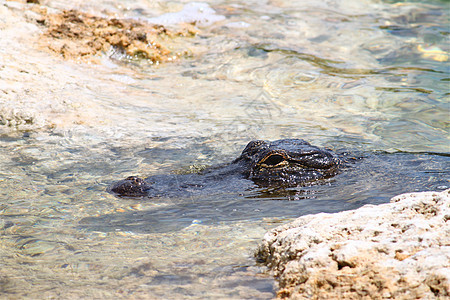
[108,139,341,197]
[234,139,340,185]
[108,176,152,196]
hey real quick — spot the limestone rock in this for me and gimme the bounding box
[256,189,450,299]
[40,9,195,62]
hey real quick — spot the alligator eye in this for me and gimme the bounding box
[260,154,286,166]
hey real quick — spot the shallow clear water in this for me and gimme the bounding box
[1,0,449,298]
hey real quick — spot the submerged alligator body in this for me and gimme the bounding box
[108,139,341,197]
[86,141,448,233]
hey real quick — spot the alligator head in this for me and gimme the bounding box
[234,139,340,186]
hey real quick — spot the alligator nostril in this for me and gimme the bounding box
[124,176,144,184]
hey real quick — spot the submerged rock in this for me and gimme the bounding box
[256,189,450,299]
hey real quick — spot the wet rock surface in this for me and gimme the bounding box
[39,8,196,62]
[256,189,450,299]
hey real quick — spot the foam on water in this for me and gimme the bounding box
[147,2,225,26]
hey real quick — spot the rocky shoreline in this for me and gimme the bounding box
[0,0,201,136]
[256,189,450,299]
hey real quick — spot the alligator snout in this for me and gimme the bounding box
[108,176,151,197]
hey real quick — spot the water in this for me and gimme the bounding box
[0,0,449,298]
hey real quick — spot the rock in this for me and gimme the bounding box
[256,190,450,299]
[39,9,196,62]
[0,3,198,133]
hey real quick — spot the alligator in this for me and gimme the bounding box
[108,139,341,197]
[84,141,447,233]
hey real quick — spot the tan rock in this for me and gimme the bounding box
[256,190,450,299]
[40,9,193,62]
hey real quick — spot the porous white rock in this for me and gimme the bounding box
[256,189,450,299]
